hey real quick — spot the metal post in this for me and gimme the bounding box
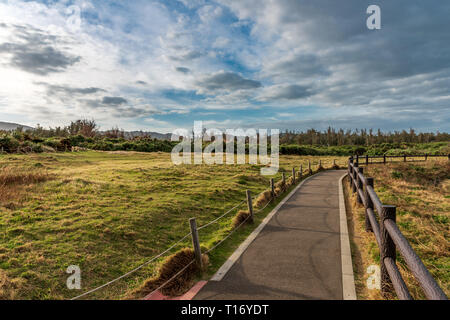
[365,177,374,232]
[380,205,396,296]
[246,190,254,223]
[189,218,203,269]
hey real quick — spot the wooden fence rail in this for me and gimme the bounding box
[348,155,448,300]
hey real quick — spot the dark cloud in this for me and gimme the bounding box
[196,71,262,91]
[0,24,81,75]
[40,83,106,96]
[136,80,148,85]
[266,54,330,79]
[102,96,128,105]
[175,67,191,74]
[261,84,313,100]
[169,50,203,61]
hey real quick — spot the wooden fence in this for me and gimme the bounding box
[348,155,448,300]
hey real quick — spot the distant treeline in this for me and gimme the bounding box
[0,120,449,156]
[280,128,450,146]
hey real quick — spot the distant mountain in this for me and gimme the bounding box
[123,131,172,141]
[0,121,34,131]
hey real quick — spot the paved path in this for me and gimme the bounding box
[195,170,347,300]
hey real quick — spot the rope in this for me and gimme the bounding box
[70,199,246,300]
[197,200,245,231]
[69,187,277,300]
[144,259,196,298]
[205,198,273,254]
[70,231,192,300]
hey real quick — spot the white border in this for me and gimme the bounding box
[210,173,319,281]
[339,173,357,300]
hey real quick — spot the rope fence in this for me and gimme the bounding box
[68,158,348,300]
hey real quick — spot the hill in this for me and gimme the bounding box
[0,121,33,131]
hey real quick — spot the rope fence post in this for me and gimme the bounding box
[380,205,396,296]
[189,218,203,269]
[365,177,374,232]
[292,167,295,184]
[270,178,275,197]
[246,190,254,223]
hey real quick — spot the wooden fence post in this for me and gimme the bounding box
[308,160,311,173]
[282,172,286,185]
[299,165,303,179]
[348,158,354,188]
[292,168,296,184]
[356,155,359,166]
[425,154,428,161]
[356,167,364,204]
[189,218,203,269]
[383,155,386,164]
[365,177,374,232]
[404,155,407,162]
[333,159,336,167]
[270,179,275,197]
[352,163,358,193]
[366,155,369,165]
[246,190,254,223]
[380,205,396,296]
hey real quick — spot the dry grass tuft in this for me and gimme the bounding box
[254,190,272,208]
[0,167,53,204]
[126,248,208,299]
[0,269,24,300]
[0,167,51,186]
[232,210,251,228]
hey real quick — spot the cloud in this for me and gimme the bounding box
[196,71,262,92]
[175,67,191,74]
[39,83,106,96]
[168,50,203,61]
[102,96,128,106]
[259,84,314,101]
[0,24,81,75]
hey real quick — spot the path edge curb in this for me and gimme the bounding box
[339,173,357,300]
[209,171,323,282]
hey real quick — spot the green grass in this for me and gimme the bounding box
[0,151,347,299]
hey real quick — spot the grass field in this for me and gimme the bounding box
[0,151,347,300]
[346,158,449,300]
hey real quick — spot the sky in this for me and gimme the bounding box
[0,0,449,133]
